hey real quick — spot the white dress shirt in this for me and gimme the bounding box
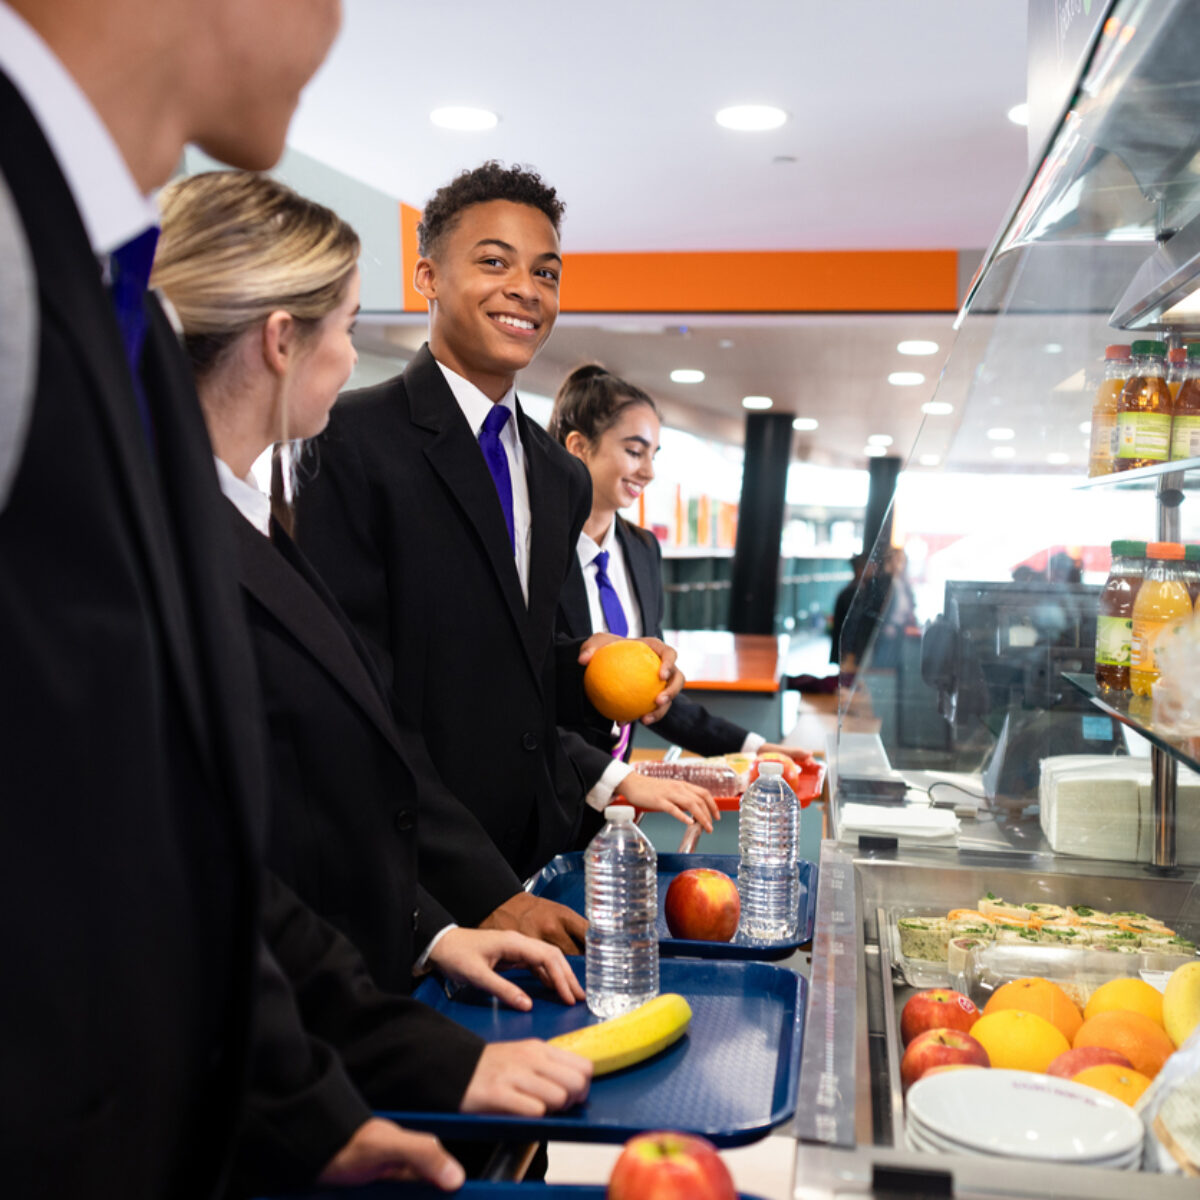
[436,359,532,605]
[213,455,455,966]
[577,522,644,640]
[0,3,159,258]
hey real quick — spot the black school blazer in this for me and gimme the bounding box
[296,345,595,888]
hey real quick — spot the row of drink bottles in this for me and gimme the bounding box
[583,762,800,1019]
[1094,540,1200,697]
[1087,341,1200,476]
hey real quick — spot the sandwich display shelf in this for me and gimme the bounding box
[804,2,1200,1194]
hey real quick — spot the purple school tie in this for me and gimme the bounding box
[478,405,515,550]
[593,550,633,759]
[109,226,160,448]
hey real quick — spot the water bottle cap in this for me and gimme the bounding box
[758,761,784,777]
[605,804,636,823]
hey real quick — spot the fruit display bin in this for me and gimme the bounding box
[374,956,805,1148]
[264,1184,770,1199]
[526,852,817,960]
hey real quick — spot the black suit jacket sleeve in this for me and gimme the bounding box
[256,876,484,1114]
[229,934,371,1198]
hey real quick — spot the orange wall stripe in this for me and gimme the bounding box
[400,202,425,313]
[560,249,958,313]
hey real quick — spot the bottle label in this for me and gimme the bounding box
[1131,615,1187,672]
[1095,615,1132,666]
[1117,411,1171,461]
[1171,414,1200,461]
[1088,412,1118,473]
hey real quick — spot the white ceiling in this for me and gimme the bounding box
[291,0,1034,464]
[291,0,1030,252]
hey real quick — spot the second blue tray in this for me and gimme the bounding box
[527,852,816,960]
[377,956,805,1148]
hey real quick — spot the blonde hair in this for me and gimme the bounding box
[153,171,360,532]
[153,170,360,380]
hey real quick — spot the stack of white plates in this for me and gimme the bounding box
[904,1070,1145,1170]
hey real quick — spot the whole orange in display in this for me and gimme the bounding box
[1083,977,1164,1028]
[1071,1064,1152,1107]
[664,869,740,942]
[970,1009,1070,1073]
[584,640,664,724]
[1073,1009,1175,1079]
[982,977,1083,1044]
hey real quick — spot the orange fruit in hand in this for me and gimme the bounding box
[1071,1063,1152,1106]
[1073,1010,1175,1079]
[970,1009,1071,1073]
[982,977,1083,1044]
[1083,977,1164,1028]
[584,640,664,723]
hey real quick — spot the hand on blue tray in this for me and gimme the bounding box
[317,1117,464,1190]
[460,1040,592,1117]
[429,926,586,1010]
[479,891,587,955]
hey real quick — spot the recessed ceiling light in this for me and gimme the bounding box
[888,372,925,387]
[430,106,499,131]
[792,417,819,432]
[1079,420,1092,434]
[1044,343,1064,354]
[742,395,773,410]
[670,369,705,384]
[715,104,788,131]
[919,453,941,467]
[1046,452,1070,465]
[987,427,1015,440]
[922,401,954,415]
[1007,102,1029,126]
[864,445,888,458]
[897,340,939,356]
[868,434,894,446]
[992,446,1016,459]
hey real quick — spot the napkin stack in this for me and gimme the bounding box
[1038,755,1200,864]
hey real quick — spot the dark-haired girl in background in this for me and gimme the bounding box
[550,365,815,844]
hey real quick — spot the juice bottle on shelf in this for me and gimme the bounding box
[1116,340,1171,471]
[1094,540,1146,693]
[1185,545,1200,605]
[1088,344,1131,477]
[1168,346,1188,401]
[1129,542,1191,697]
[1170,344,1200,462]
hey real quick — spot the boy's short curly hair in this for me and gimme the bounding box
[417,161,565,256]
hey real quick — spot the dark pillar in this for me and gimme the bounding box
[862,455,901,561]
[729,412,793,634]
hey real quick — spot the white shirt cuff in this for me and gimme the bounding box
[587,760,635,812]
[413,923,457,974]
[740,731,766,755]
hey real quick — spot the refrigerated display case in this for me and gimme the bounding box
[803,3,1200,1194]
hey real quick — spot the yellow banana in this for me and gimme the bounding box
[549,993,693,1075]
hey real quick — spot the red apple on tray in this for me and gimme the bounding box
[900,988,980,1045]
[1045,1047,1134,1079]
[607,1130,736,1200]
[900,1028,990,1092]
[664,868,740,942]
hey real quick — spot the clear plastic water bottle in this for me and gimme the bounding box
[738,761,799,941]
[585,805,658,1018]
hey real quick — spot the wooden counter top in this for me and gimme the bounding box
[663,629,787,693]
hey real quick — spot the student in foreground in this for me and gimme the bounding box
[296,162,706,947]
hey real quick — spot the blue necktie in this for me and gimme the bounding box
[593,549,634,759]
[109,226,160,448]
[593,550,629,637]
[478,405,515,550]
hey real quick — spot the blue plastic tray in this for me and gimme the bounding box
[527,853,817,960]
[268,1185,770,1199]
[373,957,804,1149]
